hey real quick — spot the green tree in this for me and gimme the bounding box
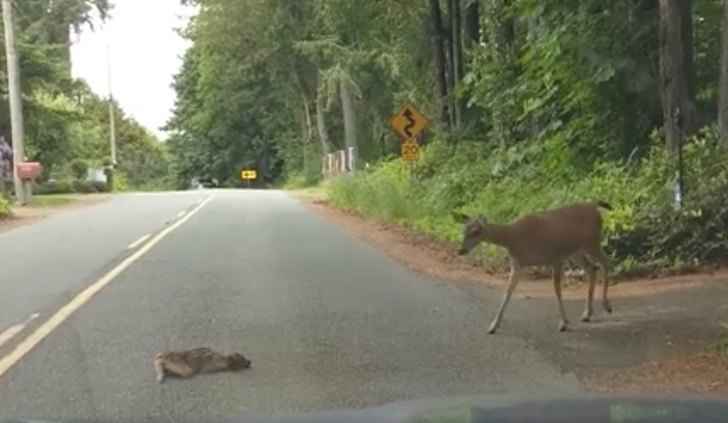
[1,1,168,192]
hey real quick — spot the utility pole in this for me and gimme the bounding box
[106,45,117,165]
[2,0,28,204]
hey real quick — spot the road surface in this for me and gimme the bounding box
[0,189,582,421]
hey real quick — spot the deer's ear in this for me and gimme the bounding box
[452,212,471,223]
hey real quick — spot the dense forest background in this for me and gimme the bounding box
[3,1,728,275]
[167,0,728,275]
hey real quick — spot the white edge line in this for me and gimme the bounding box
[176,210,187,219]
[0,313,41,349]
[126,234,151,250]
[0,324,25,349]
[0,193,215,379]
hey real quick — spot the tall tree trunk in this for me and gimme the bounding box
[496,0,515,55]
[719,0,728,143]
[299,93,313,143]
[493,0,516,148]
[463,0,479,46]
[451,0,464,127]
[293,68,316,167]
[428,0,450,126]
[444,0,456,126]
[680,0,696,101]
[294,95,311,172]
[659,0,697,153]
[315,92,332,155]
[461,0,485,132]
[340,79,358,170]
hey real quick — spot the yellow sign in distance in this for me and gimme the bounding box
[390,103,429,140]
[241,170,257,180]
[401,140,419,162]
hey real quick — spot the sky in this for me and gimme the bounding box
[70,0,196,140]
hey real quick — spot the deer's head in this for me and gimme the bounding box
[452,212,487,255]
[227,353,252,370]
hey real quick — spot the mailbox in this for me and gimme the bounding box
[16,162,42,180]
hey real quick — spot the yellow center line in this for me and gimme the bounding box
[0,194,215,380]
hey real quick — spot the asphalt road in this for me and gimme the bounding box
[0,189,581,422]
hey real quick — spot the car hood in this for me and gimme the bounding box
[3,393,728,423]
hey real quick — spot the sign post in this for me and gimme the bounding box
[240,169,257,188]
[390,103,429,179]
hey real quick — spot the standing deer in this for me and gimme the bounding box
[453,201,613,334]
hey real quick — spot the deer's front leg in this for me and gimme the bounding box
[572,253,596,322]
[552,263,569,332]
[487,261,522,334]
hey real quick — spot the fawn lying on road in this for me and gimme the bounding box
[154,347,251,383]
[453,201,612,334]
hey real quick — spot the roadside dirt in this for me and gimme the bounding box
[300,197,719,300]
[0,194,112,234]
[297,195,728,395]
[583,352,728,394]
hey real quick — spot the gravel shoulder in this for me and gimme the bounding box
[0,194,112,234]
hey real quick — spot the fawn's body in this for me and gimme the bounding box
[454,201,612,333]
[154,347,251,383]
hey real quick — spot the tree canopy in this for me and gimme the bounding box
[168,0,728,275]
[167,0,728,186]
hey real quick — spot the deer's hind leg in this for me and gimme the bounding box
[571,253,598,322]
[586,247,612,314]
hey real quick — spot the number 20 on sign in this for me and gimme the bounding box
[401,141,419,161]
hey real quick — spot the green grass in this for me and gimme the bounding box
[326,131,728,279]
[284,179,330,199]
[713,323,728,359]
[27,194,82,208]
[0,195,10,218]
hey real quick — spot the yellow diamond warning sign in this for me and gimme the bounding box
[390,103,429,140]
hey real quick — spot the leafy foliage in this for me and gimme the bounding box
[330,128,728,277]
[70,159,88,180]
[170,0,728,275]
[167,0,431,186]
[0,195,9,218]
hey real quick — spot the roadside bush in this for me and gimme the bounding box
[0,196,10,219]
[72,180,110,193]
[34,179,74,195]
[284,171,321,189]
[91,180,109,192]
[328,128,728,277]
[34,178,110,195]
[112,172,130,192]
[134,175,175,192]
[72,180,98,193]
[70,159,89,181]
